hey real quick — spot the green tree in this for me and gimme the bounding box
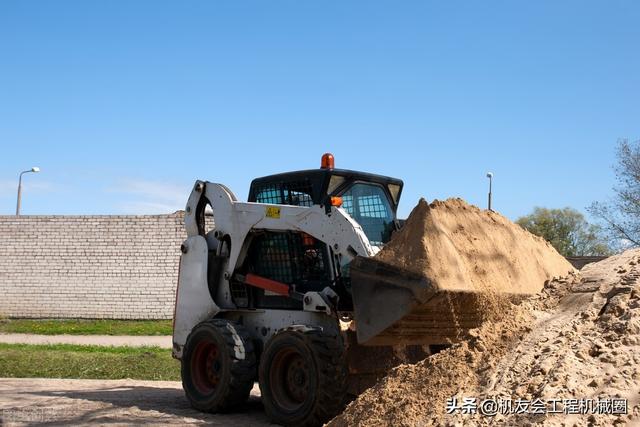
[589,139,640,247]
[516,207,612,257]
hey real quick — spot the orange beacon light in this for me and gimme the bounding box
[321,153,335,169]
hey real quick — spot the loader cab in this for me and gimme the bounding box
[248,159,403,247]
[234,155,403,311]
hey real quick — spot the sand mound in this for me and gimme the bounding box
[330,250,640,426]
[376,198,575,295]
[351,198,576,346]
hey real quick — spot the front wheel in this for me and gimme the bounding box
[181,319,256,412]
[259,327,348,426]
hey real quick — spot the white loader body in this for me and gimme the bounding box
[172,180,377,358]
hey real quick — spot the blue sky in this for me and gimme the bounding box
[0,1,638,219]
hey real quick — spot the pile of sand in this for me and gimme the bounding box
[376,198,575,295]
[351,198,575,345]
[330,250,640,426]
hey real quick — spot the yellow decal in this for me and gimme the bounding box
[265,206,281,219]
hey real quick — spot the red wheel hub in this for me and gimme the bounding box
[191,339,222,394]
[269,348,310,411]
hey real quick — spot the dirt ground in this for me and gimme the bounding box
[0,378,271,426]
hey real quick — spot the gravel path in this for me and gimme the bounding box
[0,334,172,348]
[0,378,271,426]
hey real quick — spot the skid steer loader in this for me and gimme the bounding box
[173,154,464,426]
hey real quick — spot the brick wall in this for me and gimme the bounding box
[0,213,185,319]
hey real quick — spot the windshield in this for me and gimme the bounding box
[340,183,394,246]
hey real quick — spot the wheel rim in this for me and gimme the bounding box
[191,338,222,395]
[269,347,310,412]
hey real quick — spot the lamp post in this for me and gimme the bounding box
[16,167,40,215]
[486,172,493,211]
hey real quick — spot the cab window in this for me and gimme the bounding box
[340,183,394,246]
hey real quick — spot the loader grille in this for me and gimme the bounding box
[230,280,249,308]
[249,231,328,287]
[253,232,296,284]
[240,231,332,309]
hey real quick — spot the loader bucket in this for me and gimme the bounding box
[349,198,576,346]
[350,256,502,346]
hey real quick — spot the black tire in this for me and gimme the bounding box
[181,318,256,412]
[259,327,348,427]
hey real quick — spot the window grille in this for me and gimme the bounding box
[340,183,393,246]
[255,181,314,207]
[247,231,329,292]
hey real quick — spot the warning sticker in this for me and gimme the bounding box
[265,206,281,219]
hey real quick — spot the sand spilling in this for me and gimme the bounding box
[332,248,640,426]
[351,198,575,345]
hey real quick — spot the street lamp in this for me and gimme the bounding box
[16,167,41,215]
[486,172,493,211]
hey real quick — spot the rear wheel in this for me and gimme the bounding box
[259,327,348,426]
[181,319,256,412]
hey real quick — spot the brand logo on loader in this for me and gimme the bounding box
[265,206,281,219]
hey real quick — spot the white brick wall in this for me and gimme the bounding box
[0,213,185,319]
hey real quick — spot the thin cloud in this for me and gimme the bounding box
[117,201,183,215]
[108,179,189,214]
[0,180,54,197]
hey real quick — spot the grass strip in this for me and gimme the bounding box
[0,343,180,381]
[0,319,173,336]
